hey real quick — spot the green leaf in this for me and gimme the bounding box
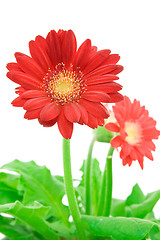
[126,184,145,206]
[145,211,155,220]
[149,222,160,240]
[82,215,159,240]
[1,160,69,224]
[111,198,126,217]
[0,173,23,204]
[0,215,43,240]
[0,172,20,190]
[0,201,58,240]
[50,220,75,238]
[150,231,160,240]
[126,190,160,218]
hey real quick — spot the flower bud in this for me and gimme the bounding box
[93,125,114,143]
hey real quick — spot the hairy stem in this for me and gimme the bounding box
[85,137,96,215]
[97,146,114,216]
[63,138,86,240]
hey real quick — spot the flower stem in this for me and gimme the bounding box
[85,137,96,215]
[97,146,114,216]
[62,138,86,240]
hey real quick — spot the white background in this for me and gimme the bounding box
[0,0,160,238]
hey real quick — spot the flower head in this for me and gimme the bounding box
[7,29,123,139]
[105,96,160,169]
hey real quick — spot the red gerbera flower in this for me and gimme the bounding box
[105,96,160,169]
[7,29,123,139]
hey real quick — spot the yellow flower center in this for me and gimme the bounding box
[124,121,142,145]
[52,73,76,96]
[42,64,85,105]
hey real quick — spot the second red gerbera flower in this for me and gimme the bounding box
[105,96,160,169]
[7,29,123,139]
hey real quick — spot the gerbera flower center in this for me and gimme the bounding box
[124,121,142,145]
[42,64,85,105]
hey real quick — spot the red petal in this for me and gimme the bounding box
[64,103,81,123]
[7,71,40,90]
[38,118,58,127]
[76,104,88,125]
[134,147,144,169]
[80,99,109,118]
[24,108,42,120]
[6,63,22,71]
[81,91,110,102]
[57,29,66,43]
[82,50,111,75]
[130,99,142,119]
[57,110,73,139]
[87,112,98,129]
[122,156,133,167]
[62,30,77,67]
[23,97,51,111]
[143,129,160,140]
[29,40,51,71]
[85,64,123,78]
[145,150,154,161]
[113,112,124,127]
[136,146,154,161]
[34,36,52,67]
[85,75,119,85]
[130,148,138,160]
[73,39,91,70]
[120,128,127,139]
[40,103,61,121]
[98,118,105,126]
[15,87,26,95]
[103,54,120,64]
[109,65,124,75]
[86,82,122,93]
[110,135,122,148]
[46,30,62,67]
[91,46,97,52]
[35,35,49,53]
[120,141,132,158]
[78,118,83,125]
[15,52,45,79]
[108,93,124,103]
[11,96,27,107]
[21,90,47,99]
[121,96,132,120]
[105,123,120,132]
[138,158,144,170]
[143,140,155,151]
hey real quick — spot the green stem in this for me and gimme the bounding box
[97,146,114,216]
[85,137,96,215]
[62,138,86,240]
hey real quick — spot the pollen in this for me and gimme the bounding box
[124,121,142,145]
[42,64,86,105]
